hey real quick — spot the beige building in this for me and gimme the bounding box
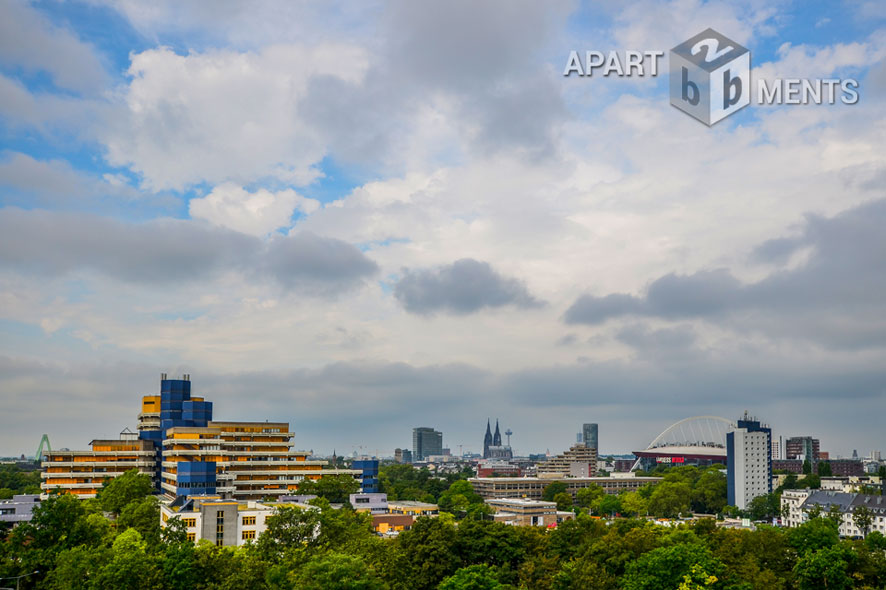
[159,494,314,546]
[469,474,661,501]
[537,443,597,477]
[487,498,575,527]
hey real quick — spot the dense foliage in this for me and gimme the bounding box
[0,464,41,499]
[3,467,885,589]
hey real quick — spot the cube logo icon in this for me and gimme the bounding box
[670,28,750,126]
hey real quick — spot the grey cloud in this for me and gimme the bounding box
[615,324,698,354]
[264,233,379,293]
[0,2,107,95]
[299,0,572,168]
[0,209,377,293]
[394,258,542,315]
[564,198,886,349]
[3,353,884,459]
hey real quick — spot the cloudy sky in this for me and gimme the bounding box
[1,0,885,459]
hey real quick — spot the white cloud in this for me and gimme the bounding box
[103,44,369,191]
[189,183,319,236]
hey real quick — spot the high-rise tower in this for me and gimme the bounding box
[493,420,502,447]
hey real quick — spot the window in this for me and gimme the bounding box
[183,518,196,528]
[242,530,256,540]
[242,515,256,526]
[186,533,195,542]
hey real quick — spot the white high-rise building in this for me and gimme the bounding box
[727,414,772,510]
[770,435,783,460]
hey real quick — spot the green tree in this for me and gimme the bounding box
[256,505,320,561]
[299,474,361,503]
[98,469,154,515]
[552,558,617,590]
[439,564,503,590]
[438,481,484,516]
[93,528,161,590]
[554,492,573,512]
[852,505,874,538]
[45,545,111,590]
[792,544,854,590]
[691,468,727,514]
[648,481,692,518]
[802,460,812,475]
[620,491,648,517]
[817,461,832,477]
[117,495,161,546]
[396,515,460,590]
[622,542,723,590]
[542,482,568,502]
[575,484,604,508]
[594,494,622,517]
[788,518,839,554]
[747,493,780,521]
[291,552,386,590]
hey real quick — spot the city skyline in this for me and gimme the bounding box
[1,1,885,458]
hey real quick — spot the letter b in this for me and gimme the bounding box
[682,67,700,105]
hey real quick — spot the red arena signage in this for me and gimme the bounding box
[656,456,685,464]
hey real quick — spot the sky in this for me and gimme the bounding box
[1,0,885,459]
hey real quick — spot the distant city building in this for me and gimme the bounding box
[537,443,597,477]
[352,458,380,494]
[772,459,804,474]
[613,459,635,472]
[394,448,412,463]
[477,460,522,477]
[471,474,661,501]
[771,435,783,460]
[582,423,598,454]
[782,490,886,537]
[819,451,830,461]
[828,459,865,477]
[785,436,820,463]
[0,494,40,524]
[487,498,575,527]
[483,419,509,459]
[412,427,443,461]
[727,413,772,510]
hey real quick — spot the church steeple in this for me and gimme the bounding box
[483,419,493,459]
[493,419,502,447]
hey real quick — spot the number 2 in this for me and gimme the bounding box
[691,38,734,62]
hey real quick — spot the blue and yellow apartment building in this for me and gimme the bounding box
[41,374,361,500]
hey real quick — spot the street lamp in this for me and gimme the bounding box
[0,570,39,590]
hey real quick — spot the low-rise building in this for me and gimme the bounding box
[781,489,886,537]
[469,474,661,501]
[487,498,574,527]
[349,493,388,514]
[0,494,40,524]
[159,494,314,546]
[387,500,439,517]
[372,514,414,535]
